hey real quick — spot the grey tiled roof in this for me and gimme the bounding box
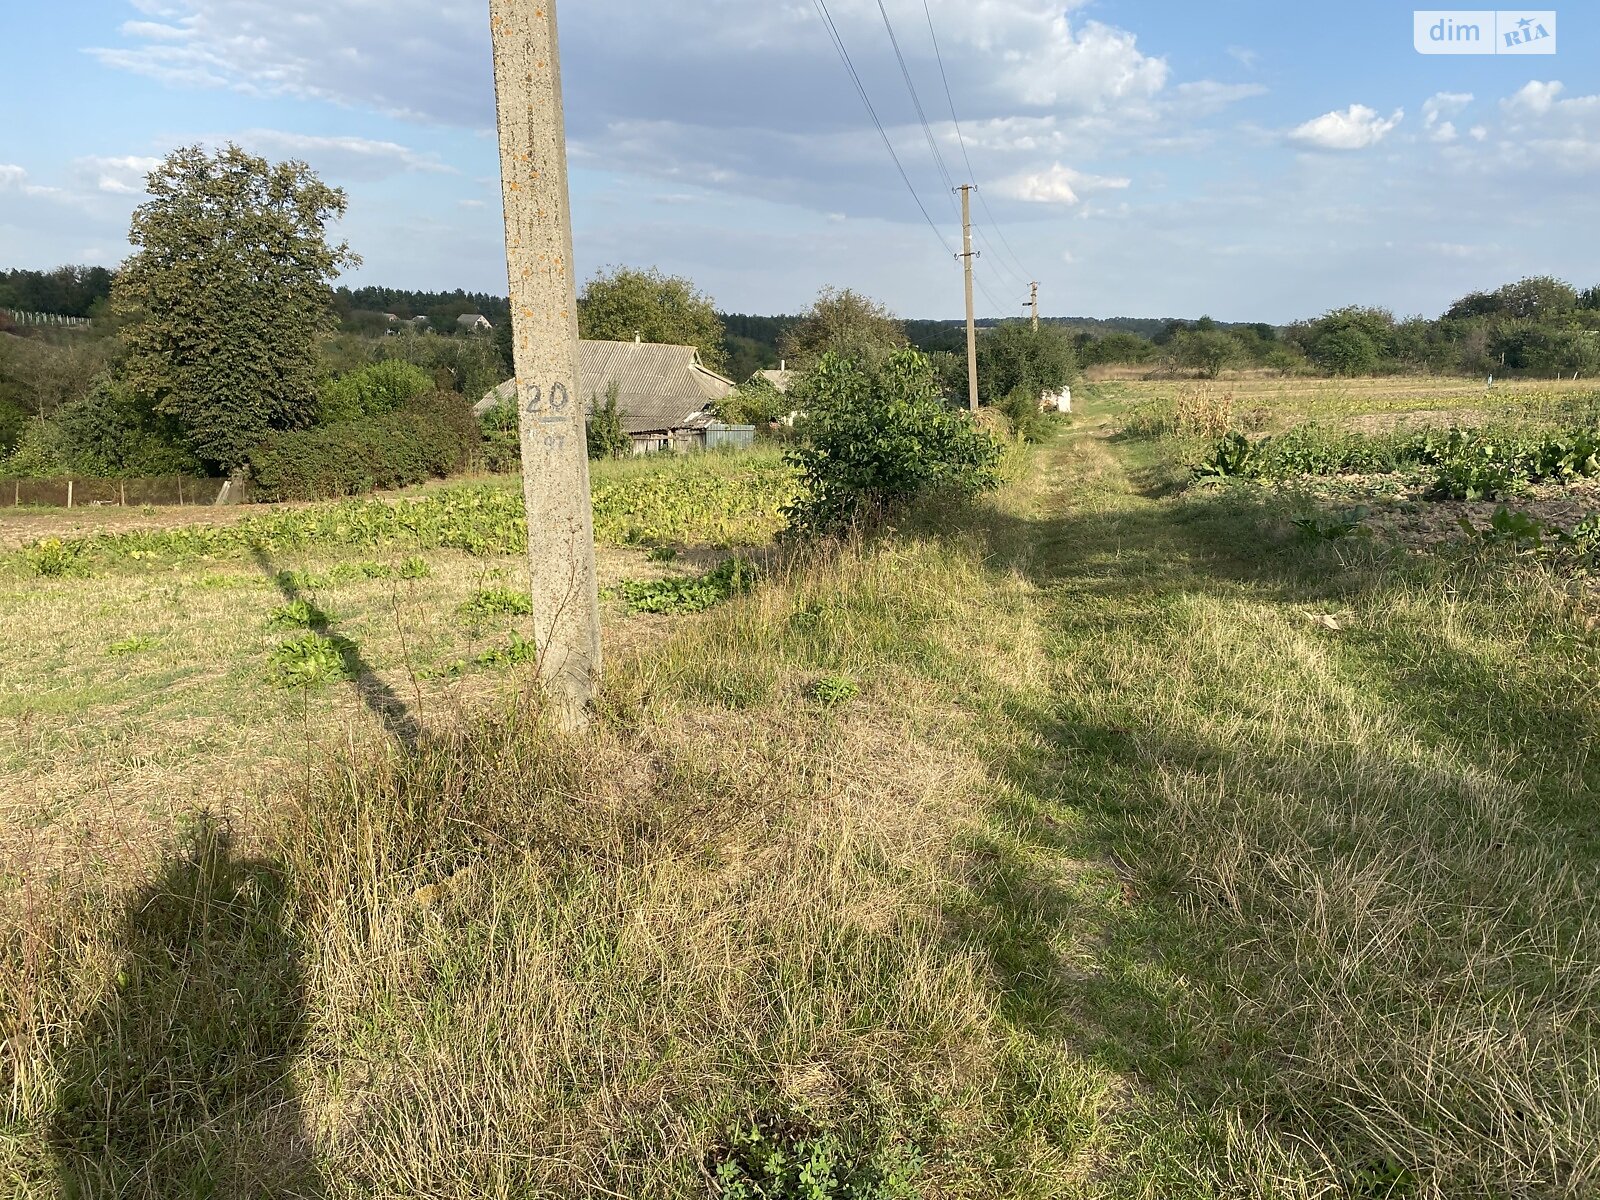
[476,339,734,434]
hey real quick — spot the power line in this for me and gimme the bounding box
[975,225,1030,294]
[920,1,1038,289]
[971,257,1012,320]
[874,0,959,211]
[811,0,955,257]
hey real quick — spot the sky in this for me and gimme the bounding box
[0,2,1595,323]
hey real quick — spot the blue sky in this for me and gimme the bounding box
[1,2,1595,322]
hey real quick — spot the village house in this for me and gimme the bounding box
[457,313,493,334]
[477,337,751,455]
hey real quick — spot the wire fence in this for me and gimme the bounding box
[0,475,248,508]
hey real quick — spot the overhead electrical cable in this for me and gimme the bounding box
[811,0,955,257]
[921,0,1039,292]
[873,0,960,214]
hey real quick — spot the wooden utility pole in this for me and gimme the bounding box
[489,0,602,725]
[1029,281,1040,332]
[957,184,978,413]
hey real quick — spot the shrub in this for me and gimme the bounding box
[587,383,628,461]
[715,377,790,427]
[249,391,479,502]
[0,419,65,479]
[0,396,28,457]
[786,350,1003,533]
[995,386,1049,444]
[55,377,200,478]
[317,359,434,424]
[478,387,521,474]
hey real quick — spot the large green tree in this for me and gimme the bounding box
[113,145,358,471]
[977,321,1079,401]
[1173,328,1243,379]
[779,287,905,373]
[577,266,726,371]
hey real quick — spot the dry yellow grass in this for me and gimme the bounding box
[4,390,1598,1197]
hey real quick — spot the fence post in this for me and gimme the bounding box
[120,481,127,507]
[67,479,74,509]
[177,477,184,506]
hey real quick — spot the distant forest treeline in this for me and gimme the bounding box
[0,267,116,319]
[0,267,513,337]
[8,264,1599,382]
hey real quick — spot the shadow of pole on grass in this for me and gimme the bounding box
[253,547,422,751]
[50,818,323,1198]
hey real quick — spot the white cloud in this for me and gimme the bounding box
[120,19,193,40]
[73,155,162,195]
[1174,80,1268,114]
[1424,92,1473,123]
[1503,80,1564,116]
[229,131,454,180]
[1288,105,1404,151]
[995,163,1130,205]
[0,163,69,200]
[1423,92,1472,141]
[1495,81,1600,173]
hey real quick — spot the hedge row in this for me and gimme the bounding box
[249,391,480,502]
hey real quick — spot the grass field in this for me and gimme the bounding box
[0,450,794,887]
[3,382,1597,1198]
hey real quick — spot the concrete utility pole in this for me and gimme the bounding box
[1029,281,1040,333]
[957,184,978,414]
[489,0,602,725]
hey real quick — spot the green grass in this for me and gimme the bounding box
[4,396,1597,1197]
[0,450,797,577]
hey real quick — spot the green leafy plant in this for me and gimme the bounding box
[809,674,860,708]
[474,632,539,669]
[613,557,754,615]
[398,556,431,580]
[1476,506,1551,547]
[274,569,329,591]
[268,599,330,629]
[24,537,88,578]
[460,587,534,622]
[1292,507,1369,542]
[710,1121,920,1200]
[1195,431,1257,478]
[107,635,158,656]
[3,454,797,574]
[645,545,679,563]
[266,633,351,688]
[1198,420,1600,501]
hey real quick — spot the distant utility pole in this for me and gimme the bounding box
[489,0,602,726]
[957,184,978,414]
[1029,281,1040,333]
